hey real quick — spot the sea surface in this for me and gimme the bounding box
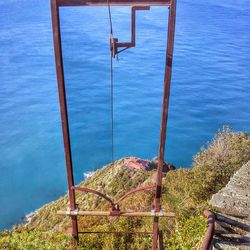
[0,0,249,230]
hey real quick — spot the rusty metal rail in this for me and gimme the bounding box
[116,184,156,204]
[201,210,215,250]
[72,186,116,208]
[72,184,156,213]
[73,184,156,206]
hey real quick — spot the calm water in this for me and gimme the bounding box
[0,0,249,230]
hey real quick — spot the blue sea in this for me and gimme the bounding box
[0,0,249,230]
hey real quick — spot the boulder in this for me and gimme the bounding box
[147,156,176,172]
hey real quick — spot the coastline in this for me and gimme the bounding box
[1,129,249,249]
[18,170,95,228]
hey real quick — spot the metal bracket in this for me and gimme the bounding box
[66,206,79,216]
[66,207,71,215]
[110,204,121,216]
[110,6,150,58]
[151,208,156,216]
[151,207,164,216]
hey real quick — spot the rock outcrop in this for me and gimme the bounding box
[210,161,250,249]
[120,156,176,172]
[147,156,176,172]
[210,161,250,218]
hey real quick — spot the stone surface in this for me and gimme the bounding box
[119,156,176,173]
[213,213,250,250]
[120,157,150,170]
[147,156,176,172]
[210,161,250,218]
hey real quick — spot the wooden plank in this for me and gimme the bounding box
[57,210,175,217]
[58,0,171,7]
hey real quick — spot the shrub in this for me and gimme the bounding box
[166,213,206,250]
[191,126,250,202]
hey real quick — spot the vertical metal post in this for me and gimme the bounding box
[152,0,176,249]
[158,231,164,250]
[131,7,136,46]
[50,0,79,243]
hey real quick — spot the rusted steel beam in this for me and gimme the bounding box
[152,0,176,249]
[116,184,156,204]
[72,186,116,207]
[158,231,163,250]
[50,0,79,242]
[152,217,159,250]
[78,231,153,234]
[154,0,176,216]
[57,210,175,217]
[57,0,171,7]
[201,210,215,250]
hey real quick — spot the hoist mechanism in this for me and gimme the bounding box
[51,0,177,249]
[110,6,150,58]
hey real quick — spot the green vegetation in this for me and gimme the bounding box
[1,127,249,249]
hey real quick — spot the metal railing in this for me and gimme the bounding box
[201,210,215,250]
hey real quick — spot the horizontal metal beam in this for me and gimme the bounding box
[58,210,175,217]
[57,0,171,6]
[78,231,153,234]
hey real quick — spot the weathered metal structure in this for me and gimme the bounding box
[51,0,177,249]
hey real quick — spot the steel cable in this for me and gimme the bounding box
[107,0,115,165]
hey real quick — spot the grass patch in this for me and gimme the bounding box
[1,127,249,249]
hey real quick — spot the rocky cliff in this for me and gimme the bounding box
[211,161,250,218]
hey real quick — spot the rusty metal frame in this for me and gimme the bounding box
[51,0,176,249]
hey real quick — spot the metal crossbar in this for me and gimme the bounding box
[58,210,175,217]
[57,0,171,7]
[77,231,154,234]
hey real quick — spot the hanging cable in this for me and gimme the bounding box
[110,46,114,164]
[107,0,115,164]
[107,0,113,35]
